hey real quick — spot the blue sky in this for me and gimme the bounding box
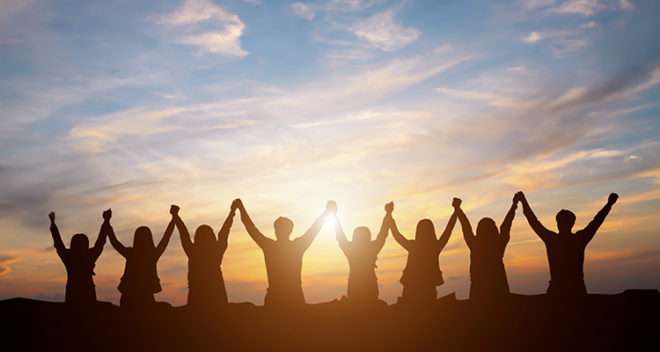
[1,0,659,304]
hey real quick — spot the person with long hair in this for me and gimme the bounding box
[454,197,516,301]
[389,200,458,304]
[107,207,175,308]
[171,200,238,308]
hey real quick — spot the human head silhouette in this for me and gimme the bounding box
[70,233,89,254]
[353,226,371,245]
[274,217,294,241]
[133,226,155,251]
[476,218,498,240]
[194,225,216,246]
[556,209,576,234]
[415,219,436,243]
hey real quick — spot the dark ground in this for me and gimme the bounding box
[1,290,658,352]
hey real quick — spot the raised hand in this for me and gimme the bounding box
[385,202,394,214]
[326,201,337,215]
[231,198,241,212]
[102,209,112,221]
[452,197,462,209]
[514,191,525,203]
[170,205,180,217]
[234,199,245,211]
[49,211,55,223]
[608,193,619,205]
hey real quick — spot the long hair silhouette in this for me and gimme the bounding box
[455,197,515,301]
[106,208,175,308]
[172,201,237,308]
[389,201,458,304]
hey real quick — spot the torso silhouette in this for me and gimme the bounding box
[58,250,97,303]
[261,238,307,305]
[342,242,380,300]
[187,242,228,304]
[401,241,444,287]
[541,231,591,294]
[119,248,162,295]
[469,237,509,297]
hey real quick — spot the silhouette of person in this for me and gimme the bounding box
[106,207,175,308]
[334,202,390,303]
[516,191,618,296]
[236,199,335,306]
[171,201,238,308]
[48,210,109,304]
[388,201,458,304]
[454,196,516,301]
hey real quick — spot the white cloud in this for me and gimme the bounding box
[523,31,543,43]
[290,2,315,21]
[552,0,606,16]
[350,9,419,51]
[159,0,247,57]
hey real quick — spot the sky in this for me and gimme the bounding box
[0,0,659,305]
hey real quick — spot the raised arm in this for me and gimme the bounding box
[517,192,552,241]
[299,201,335,250]
[437,205,458,252]
[372,202,393,252]
[106,215,128,258]
[155,215,176,259]
[171,205,192,257]
[387,203,411,250]
[580,193,618,243]
[90,209,111,261]
[454,198,475,249]
[499,196,518,245]
[335,213,349,253]
[236,199,270,248]
[48,212,67,258]
[217,200,238,246]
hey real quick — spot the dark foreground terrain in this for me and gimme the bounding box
[1,291,659,352]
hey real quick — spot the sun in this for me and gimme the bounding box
[323,215,336,229]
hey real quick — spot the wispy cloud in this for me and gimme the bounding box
[0,255,18,277]
[350,9,419,51]
[159,0,247,57]
[290,2,316,21]
[552,0,606,16]
[521,22,598,55]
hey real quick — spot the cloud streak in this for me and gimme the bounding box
[159,0,247,57]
